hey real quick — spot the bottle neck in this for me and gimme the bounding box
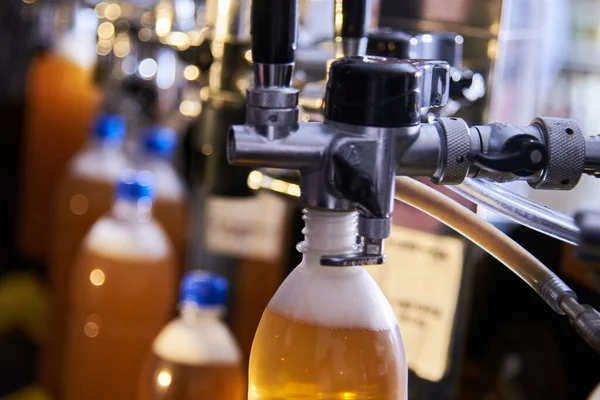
[299,208,359,265]
[179,302,224,325]
[111,198,152,223]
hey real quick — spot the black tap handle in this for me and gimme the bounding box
[335,0,371,39]
[474,134,549,177]
[251,0,298,64]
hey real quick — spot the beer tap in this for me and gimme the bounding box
[233,0,449,265]
[228,0,600,352]
[333,0,371,58]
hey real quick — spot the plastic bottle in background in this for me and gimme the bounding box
[62,170,177,400]
[138,127,189,267]
[17,4,100,264]
[40,113,129,395]
[249,209,408,399]
[137,270,244,400]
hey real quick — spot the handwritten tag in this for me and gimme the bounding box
[204,192,288,263]
[366,225,465,382]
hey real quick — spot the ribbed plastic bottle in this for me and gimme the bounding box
[62,170,177,400]
[249,209,408,399]
[137,270,245,400]
[137,126,188,267]
[41,113,129,394]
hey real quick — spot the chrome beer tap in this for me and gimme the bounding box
[229,0,600,353]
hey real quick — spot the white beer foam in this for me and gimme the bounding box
[71,147,129,183]
[85,217,170,260]
[268,263,398,331]
[152,318,241,365]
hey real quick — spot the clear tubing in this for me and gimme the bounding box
[449,178,580,245]
[394,177,575,314]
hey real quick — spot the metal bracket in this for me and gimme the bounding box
[320,254,386,266]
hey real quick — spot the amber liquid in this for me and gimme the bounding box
[153,197,188,268]
[137,354,245,400]
[18,52,99,262]
[41,174,115,394]
[249,309,406,399]
[63,246,177,400]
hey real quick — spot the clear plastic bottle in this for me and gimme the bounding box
[41,113,129,395]
[137,126,189,267]
[62,170,177,400]
[137,270,245,400]
[249,209,408,399]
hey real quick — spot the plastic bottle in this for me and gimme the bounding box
[62,170,177,400]
[249,209,408,399]
[17,3,100,263]
[137,270,245,400]
[40,113,129,395]
[138,126,189,267]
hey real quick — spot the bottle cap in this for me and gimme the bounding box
[93,113,127,143]
[142,126,177,158]
[115,169,155,201]
[180,270,229,307]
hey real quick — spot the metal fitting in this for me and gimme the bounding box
[529,117,585,190]
[432,117,471,184]
[335,37,369,58]
[358,216,391,258]
[584,136,600,177]
[253,63,294,87]
[358,216,392,240]
[247,87,299,108]
[245,86,299,140]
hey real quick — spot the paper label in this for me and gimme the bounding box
[559,243,598,292]
[204,192,288,262]
[366,225,465,382]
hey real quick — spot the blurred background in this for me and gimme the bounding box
[0,0,599,398]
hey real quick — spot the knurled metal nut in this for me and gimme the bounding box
[247,87,299,109]
[358,217,392,240]
[529,117,585,190]
[432,117,471,185]
[247,107,299,127]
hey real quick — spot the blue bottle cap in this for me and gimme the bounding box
[93,113,127,143]
[180,271,229,307]
[115,169,155,202]
[142,126,177,158]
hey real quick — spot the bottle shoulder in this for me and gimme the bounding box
[141,160,187,202]
[152,317,241,366]
[83,214,172,261]
[69,147,129,183]
[268,262,399,332]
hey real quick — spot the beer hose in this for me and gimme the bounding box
[395,176,600,353]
